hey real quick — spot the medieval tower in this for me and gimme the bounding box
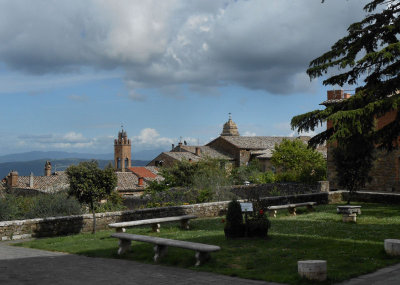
[44,161,52,176]
[114,128,132,172]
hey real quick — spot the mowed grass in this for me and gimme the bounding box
[16,203,400,284]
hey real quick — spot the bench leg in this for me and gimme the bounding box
[117,239,131,255]
[153,245,168,262]
[195,251,210,267]
[288,207,296,216]
[116,227,126,233]
[307,205,315,212]
[181,219,190,230]
[269,210,277,218]
[151,223,161,233]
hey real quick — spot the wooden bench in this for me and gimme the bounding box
[111,233,221,266]
[108,215,197,233]
[267,202,317,218]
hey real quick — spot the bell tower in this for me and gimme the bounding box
[114,127,132,171]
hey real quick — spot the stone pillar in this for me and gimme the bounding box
[298,260,327,281]
[318,181,329,192]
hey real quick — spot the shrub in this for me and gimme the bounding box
[247,209,271,238]
[95,191,127,213]
[224,199,245,238]
[25,191,82,219]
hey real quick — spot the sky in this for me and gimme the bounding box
[0,0,370,156]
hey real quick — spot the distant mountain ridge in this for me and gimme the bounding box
[0,158,150,178]
[0,148,166,164]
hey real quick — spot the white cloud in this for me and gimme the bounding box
[243,131,256,136]
[0,0,369,97]
[132,128,174,147]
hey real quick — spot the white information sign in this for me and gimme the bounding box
[240,203,253,212]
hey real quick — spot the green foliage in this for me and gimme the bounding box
[271,139,326,183]
[292,1,400,193]
[66,160,117,233]
[95,191,127,213]
[224,199,244,238]
[232,159,264,184]
[143,158,234,206]
[0,192,82,221]
[247,209,271,238]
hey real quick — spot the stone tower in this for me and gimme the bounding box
[44,161,52,176]
[221,113,240,136]
[114,128,131,171]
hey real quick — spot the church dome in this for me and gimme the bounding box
[221,114,240,136]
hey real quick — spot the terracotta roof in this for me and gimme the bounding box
[128,167,157,178]
[219,136,311,150]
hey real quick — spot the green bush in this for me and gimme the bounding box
[224,199,245,238]
[248,209,271,238]
[0,192,82,221]
[25,192,82,219]
[95,191,127,213]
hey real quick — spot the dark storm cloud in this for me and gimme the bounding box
[0,0,369,96]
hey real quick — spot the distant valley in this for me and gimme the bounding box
[0,150,163,178]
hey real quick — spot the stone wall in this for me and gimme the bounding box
[230,182,323,200]
[0,201,229,241]
[7,190,400,241]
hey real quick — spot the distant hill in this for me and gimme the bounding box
[0,149,166,163]
[0,159,149,178]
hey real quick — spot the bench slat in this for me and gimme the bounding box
[109,215,197,228]
[111,233,220,252]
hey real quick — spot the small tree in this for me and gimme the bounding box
[271,139,326,183]
[66,161,117,233]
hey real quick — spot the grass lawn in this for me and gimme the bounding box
[15,203,400,284]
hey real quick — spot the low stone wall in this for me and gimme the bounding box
[0,201,229,241]
[5,190,388,241]
[230,182,325,200]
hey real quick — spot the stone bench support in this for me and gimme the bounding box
[337,206,361,223]
[111,233,221,267]
[109,215,197,233]
[384,239,400,256]
[267,202,317,218]
[298,260,327,281]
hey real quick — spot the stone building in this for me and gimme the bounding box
[147,115,325,171]
[322,90,400,192]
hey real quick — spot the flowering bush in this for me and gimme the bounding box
[247,208,271,238]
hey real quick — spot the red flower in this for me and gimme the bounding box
[221,218,225,223]
[259,209,264,215]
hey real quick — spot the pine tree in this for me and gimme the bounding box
[291,0,400,198]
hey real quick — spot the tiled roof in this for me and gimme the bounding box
[128,167,157,178]
[164,151,202,162]
[177,145,234,160]
[320,98,347,105]
[220,136,311,150]
[16,172,69,193]
[115,172,144,190]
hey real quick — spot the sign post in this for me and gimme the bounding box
[240,203,253,237]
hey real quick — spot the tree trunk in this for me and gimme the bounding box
[91,200,96,234]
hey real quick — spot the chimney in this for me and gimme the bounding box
[138,177,144,186]
[195,147,201,156]
[7,171,18,187]
[29,172,34,188]
[327,90,352,100]
[171,144,175,150]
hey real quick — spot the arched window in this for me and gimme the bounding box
[125,158,129,169]
[117,158,121,169]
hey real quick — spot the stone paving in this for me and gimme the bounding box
[0,241,276,285]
